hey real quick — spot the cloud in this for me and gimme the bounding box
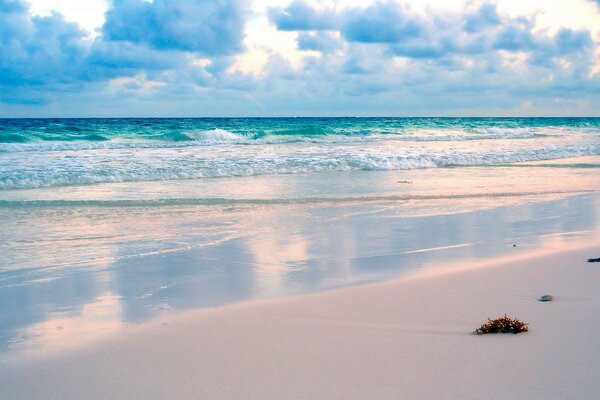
[87,39,185,78]
[1,0,599,116]
[0,1,89,88]
[0,0,26,13]
[553,28,593,54]
[297,32,341,52]
[257,0,600,114]
[269,1,337,31]
[341,2,422,43]
[270,1,597,64]
[341,58,370,74]
[0,0,250,104]
[102,0,246,56]
[493,20,536,51]
[464,3,500,33]
[526,27,594,67]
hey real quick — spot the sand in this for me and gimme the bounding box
[1,244,600,400]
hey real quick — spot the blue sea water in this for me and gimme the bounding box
[1,117,599,189]
[1,117,600,356]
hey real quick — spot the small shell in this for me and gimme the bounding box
[538,294,553,302]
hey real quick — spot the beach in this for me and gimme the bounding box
[2,0,600,396]
[1,118,600,398]
[1,242,599,399]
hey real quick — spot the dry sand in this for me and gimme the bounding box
[1,244,600,400]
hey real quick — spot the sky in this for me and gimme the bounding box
[1,0,600,117]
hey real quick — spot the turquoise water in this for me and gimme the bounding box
[2,117,600,145]
[1,117,599,189]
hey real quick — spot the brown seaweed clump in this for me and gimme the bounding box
[474,314,529,335]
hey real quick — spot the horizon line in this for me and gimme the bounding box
[2,115,600,119]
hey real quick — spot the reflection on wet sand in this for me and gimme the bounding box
[11,293,123,356]
[1,192,598,356]
[1,162,600,356]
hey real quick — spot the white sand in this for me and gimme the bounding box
[1,244,600,400]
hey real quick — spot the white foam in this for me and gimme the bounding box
[1,142,599,189]
[1,124,599,189]
[185,129,245,143]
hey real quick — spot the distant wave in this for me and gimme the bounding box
[0,132,109,144]
[0,126,583,152]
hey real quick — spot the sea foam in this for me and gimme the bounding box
[1,118,599,189]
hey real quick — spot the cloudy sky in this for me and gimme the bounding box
[1,0,600,117]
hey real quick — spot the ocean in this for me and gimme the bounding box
[1,117,600,355]
[1,117,600,190]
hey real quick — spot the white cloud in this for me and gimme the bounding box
[2,0,599,116]
[27,0,109,35]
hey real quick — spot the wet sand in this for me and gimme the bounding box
[1,243,599,400]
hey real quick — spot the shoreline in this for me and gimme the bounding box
[2,242,599,399]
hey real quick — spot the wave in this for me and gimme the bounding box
[0,126,585,152]
[491,163,600,169]
[0,132,109,144]
[1,144,599,189]
[0,133,30,143]
[470,127,537,136]
[183,128,244,142]
[0,190,594,208]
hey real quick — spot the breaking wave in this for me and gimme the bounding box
[1,126,593,153]
[1,144,599,189]
[1,117,599,189]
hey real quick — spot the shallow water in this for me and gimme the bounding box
[1,179,599,356]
